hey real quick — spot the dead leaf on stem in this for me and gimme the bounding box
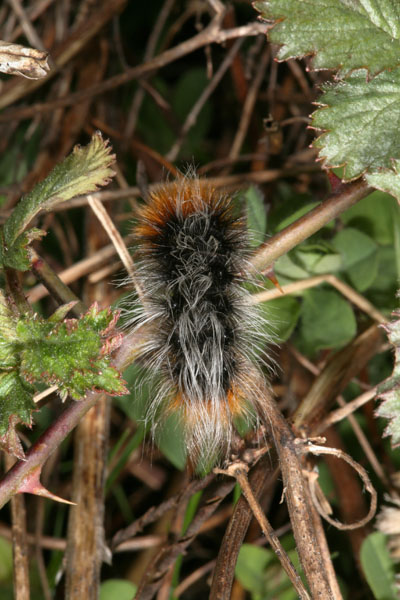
[0,41,50,79]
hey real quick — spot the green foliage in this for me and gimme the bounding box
[0,297,126,456]
[297,288,356,355]
[313,70,400,179]
[18,304,127,400]
[367,159,400,202]
[377,309,400,447]
[360,532,398,600]
[235,540,301,599]
[340,191,397,245]
[99,579,137,600]
[0,537,12,583]
[243,185,267,247]
[0,133,115,271]
[332,228,378,291]
[256,0,400,199]
[259,295,301,343]
[115,364,187,470]
[255,0,400,76]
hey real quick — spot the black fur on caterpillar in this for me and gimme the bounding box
[130,176,271,470]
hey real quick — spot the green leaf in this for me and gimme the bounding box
[0,371,35,458]
[313,69,400,179]
[3,132,115,249]
[243,186,267,247]
[298,288,356,354]
[347,252,379,292]
[275,252,310,280]
[235,542,300,599]
[340,191,397,245]
[235,544,273,595]
[255,0,400,77]
[294,244,342,275]
[0,537,13,583]
[99,579,137,600]
[332,227,378,291]
[366,159,400,202]
[115,363,152,423]
[360,532,397,600]
[0,228,45,271]
[18,304,127,400]
[156,412,187,470]
[258,295,301,342]
[377,309,400,446]
[274,244,341,281]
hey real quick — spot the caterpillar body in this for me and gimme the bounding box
[132,177,269,469]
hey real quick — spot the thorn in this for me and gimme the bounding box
[18,466,76,505]
[262,267,284,293]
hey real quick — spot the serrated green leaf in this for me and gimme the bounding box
[255,0,400,77]
[298,288,356,354]
[17,305,126,400]
[0,228,45,271]
[360,532,397,600]
[3,133,115,249]
[377,309,400,446]
[0,371,35,457]
[366,159,400,202]
[313,69,400,179]
[243,186,267,247]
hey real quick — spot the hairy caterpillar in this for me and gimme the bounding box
[131,177,270,470]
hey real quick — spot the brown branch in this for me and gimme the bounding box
[0,18,267,120]
[250,179,373,272]
[261,392,336,599]
[209,456,277,600]
[215,459,310,599]
[166,37,244,161]
[293,324,382,432]
[4,453,30,600]
[0,0,127,111]
[135,478,235,600]
[65,396,110,599]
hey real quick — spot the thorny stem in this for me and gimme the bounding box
[0,329,142,510]
[250,178,373,272]
[4,453,30,600]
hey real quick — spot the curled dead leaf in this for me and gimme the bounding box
[0,41,50,79]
